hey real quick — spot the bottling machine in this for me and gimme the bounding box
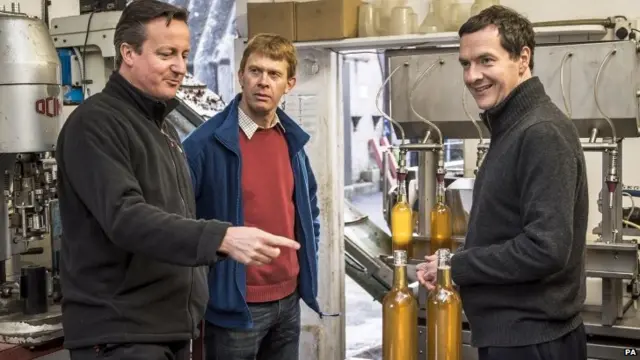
[345,17,640,360]
[0,10,65,345]
[384,23,639,360]
[49,11,225,133]
[0,8,224,350]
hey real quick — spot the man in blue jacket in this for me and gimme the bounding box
[182,33,322,360]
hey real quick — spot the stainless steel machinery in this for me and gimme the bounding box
[372,22,640,360]
[49,11,225,128]
[0,10,65,345]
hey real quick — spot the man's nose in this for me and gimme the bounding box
[172,57,187,75]
[465,65,483,84]
[257,73,269,87]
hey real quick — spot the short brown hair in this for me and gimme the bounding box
[114,0,189,69]
[459,5,535,71]
[240,34,297,79]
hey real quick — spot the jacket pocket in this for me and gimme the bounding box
[208,260,244,313]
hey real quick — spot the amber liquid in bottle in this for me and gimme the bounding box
[382,250,418,360]
[391,176,414,258]
[427,249,462,360]
[430,179,452,254]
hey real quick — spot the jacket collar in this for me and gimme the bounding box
[102,71,179,128]
[480,76,549,137]
[214,93,310,155]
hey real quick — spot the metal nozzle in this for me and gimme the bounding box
[475,145,487,175]
[397,149,408,174]
[605,147,619,210]
[435,149,446,183]
[396,149,409,182]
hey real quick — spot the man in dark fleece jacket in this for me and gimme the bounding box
[417,6,588,360]
[55,1,299,359]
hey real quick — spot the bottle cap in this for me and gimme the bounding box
[393,250,407,266]
[436,248,452,268]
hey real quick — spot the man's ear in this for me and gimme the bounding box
[286,77,297,94]
[120,43,137,67]
[519,46,531,74]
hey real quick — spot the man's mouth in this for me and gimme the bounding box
[166,80,181,87]
[473,84,493,95]
[255,94,270,101]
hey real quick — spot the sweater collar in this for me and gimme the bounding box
[102,71,179,128]
[480,76,549,137]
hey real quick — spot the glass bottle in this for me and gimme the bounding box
[391,174,414,259]
[427,248,462,360]
[418,1,444,34]
[430,178,452,254]
[382,250,418,360]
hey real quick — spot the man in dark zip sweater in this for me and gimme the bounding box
[417,6,588,360]
[56,2,299,359]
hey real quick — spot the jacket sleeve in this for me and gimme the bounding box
[184,143,203,201]
[451,122,580,286]
[304,153,321,249]
[60,111,231,267]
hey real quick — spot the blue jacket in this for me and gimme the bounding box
[182,94,321,329]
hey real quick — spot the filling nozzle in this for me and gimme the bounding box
[397,149,408,178]
[606,147,619,209]
[475,145,487,175]
[436,149,446,183]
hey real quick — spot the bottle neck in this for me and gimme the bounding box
[435,249,453,288]
[436,181,445,204]
[397,178,408,202]
[393,264,408,289]
[436,266,452,288]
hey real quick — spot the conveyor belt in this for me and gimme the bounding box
[344,201,420,302]
[345,200,640,359]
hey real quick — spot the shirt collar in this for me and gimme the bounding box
[238,107,285,140]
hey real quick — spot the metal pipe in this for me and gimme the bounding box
[560,52,573,119]
[580,142,618,152]
[594,49,618,144]
[399,143,443,151]
[589,128,599,143]
[531,18,615,28]
[418,151,437,240]
[462,86,484,144]
[409,60,445,145]
[375,63,407,144]
[382,151,390,223]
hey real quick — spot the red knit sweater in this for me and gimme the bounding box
[240,127,299,303]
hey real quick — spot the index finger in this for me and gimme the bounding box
[264,235,301,250]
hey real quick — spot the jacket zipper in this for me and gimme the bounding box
[213,135,246,317]
[160,126,195,338]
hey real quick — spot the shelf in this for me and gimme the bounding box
[292,24,608,51]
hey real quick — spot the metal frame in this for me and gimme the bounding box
[377,26,640,360]
[385,40,640,139]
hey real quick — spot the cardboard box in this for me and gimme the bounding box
[295,0,362,42]
[247,2,297,40]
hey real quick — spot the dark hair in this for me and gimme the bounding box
[459,5,535,71]
[114,0,189,69]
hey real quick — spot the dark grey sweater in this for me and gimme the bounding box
[450,77,588,347]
